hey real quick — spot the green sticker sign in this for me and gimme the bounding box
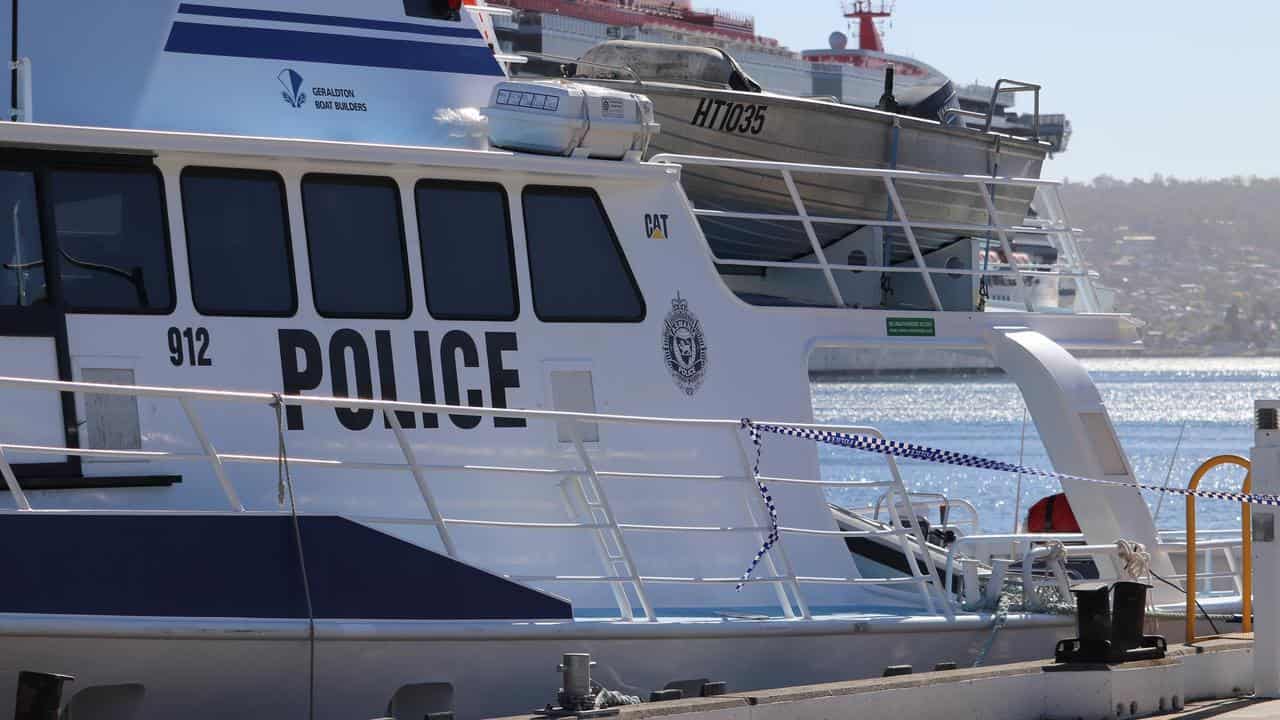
[886,317,935,337]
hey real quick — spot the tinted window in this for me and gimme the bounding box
[417,181,517,321]
[49,168,173,313]
[0,171,46,307]
[182,168,296,316]
[403,0,460,21]
[523,187,644,322]
[302,175,410,318]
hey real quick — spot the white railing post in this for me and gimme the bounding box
[564,469,636,621]
[731,429,804,619]
[780,169,846,308]
[882,177,944,311]
[1041,186,1103,313]
[179,398,244,512]
[1254,399,1280,697]
[567,421,656,621]
[384,410,458,559]
[883,452,952,619]
[0,448,32,511]
[10,57,31,122]
[976,181,1033,312]
[882,484,940,616]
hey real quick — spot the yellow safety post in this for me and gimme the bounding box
[1186,455,1252,643]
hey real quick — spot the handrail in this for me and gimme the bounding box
[870,492,980,536]
[651,153,1065,187]
[1186,455,1252,642]
[982,79,1041,140]
[516,51,642,85]
[649,153,1100,314]
[0,375,950,622]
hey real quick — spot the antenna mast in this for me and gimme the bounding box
[843,1,894,52]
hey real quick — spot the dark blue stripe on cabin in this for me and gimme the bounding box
[0,514,571,620]
[164,22,504,76]
[176,3,483,40]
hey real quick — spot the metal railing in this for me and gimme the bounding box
[870,492,981,538]
[1183,455,1253,641]
[939,525,1248,619]
[0,375,953,622]
[649,154,1103,314]
[981,79,1041,139]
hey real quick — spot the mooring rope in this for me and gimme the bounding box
[273,394,316,720]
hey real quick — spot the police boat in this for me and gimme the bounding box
[0,1,1241,718]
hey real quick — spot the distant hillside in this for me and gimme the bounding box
[1059,176,1280,354]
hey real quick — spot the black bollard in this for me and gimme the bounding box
[1111,581,1153,653]
[1071,582,1113,661]
[14,671,74,720]
[1055,581,1166,664]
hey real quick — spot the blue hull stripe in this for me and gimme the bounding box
[164,22,504,77]
[0,514,572,620]
[176,3,484,40]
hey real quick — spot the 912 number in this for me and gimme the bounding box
[168,327,212,367]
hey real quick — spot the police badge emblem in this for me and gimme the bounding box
[662,294,707,395]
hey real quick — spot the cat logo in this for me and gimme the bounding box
[645,213,670,240]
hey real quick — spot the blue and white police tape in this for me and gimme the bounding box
[735,420,778,590]
[733,418,1279,590]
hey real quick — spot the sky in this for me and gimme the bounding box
[720,1,1280,182]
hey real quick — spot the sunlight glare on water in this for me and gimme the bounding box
[810,357,1280,534]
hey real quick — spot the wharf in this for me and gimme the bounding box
[496,636,1254,720]
[1152,698,1280,718]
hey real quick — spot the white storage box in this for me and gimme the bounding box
[486,80,659,160]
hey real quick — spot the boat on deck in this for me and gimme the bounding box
[0,1,1248,719]
[551,39,1051,310]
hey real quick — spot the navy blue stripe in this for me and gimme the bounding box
[177,2,482,39]
[0,514,572,620]
[164,22,504,77]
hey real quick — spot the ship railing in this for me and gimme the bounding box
[0,375,953,622]
[941,530,1245,612]
[869,492,981,537]
[839,492,980,539]
[650,153,1104,314]
[981,79,1041,139]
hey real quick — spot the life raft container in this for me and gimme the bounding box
[1026,492,1080,533]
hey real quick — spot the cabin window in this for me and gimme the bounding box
[403,0,461,21]
[0,171,46,307]
[302,174,411,319]
[416,181,518,321]
[48,168,173,314]
[522,187,644,322]
[182,168,296,317]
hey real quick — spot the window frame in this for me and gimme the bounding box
[48,163,177,316]
[180,166,299,318]
[301,172,413,320]
[522,185,646,324]
[415,178,520,322]
[0,167,50,312]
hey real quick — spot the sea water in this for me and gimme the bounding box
[811,357,1280,534]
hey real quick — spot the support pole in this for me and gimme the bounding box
[1253,400,1280,697]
